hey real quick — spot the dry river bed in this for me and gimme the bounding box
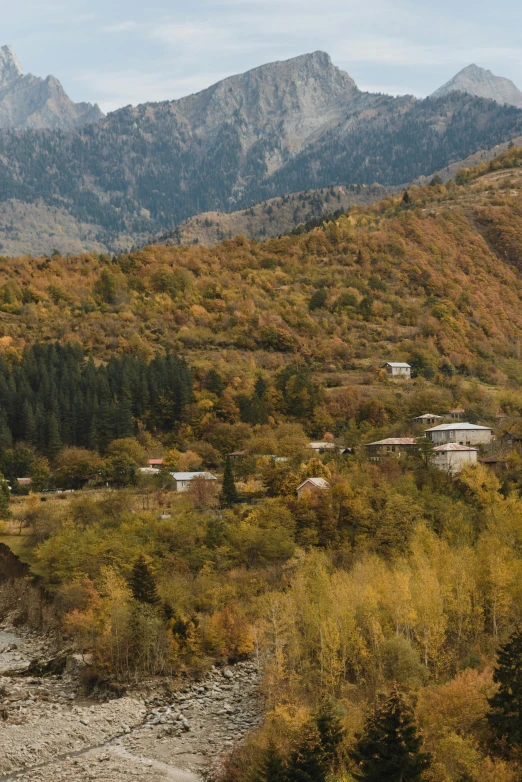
[0,626,262,781]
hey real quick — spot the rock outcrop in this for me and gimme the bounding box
[431,63,522,109]
[0,44,103,130]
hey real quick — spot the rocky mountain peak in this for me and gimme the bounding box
[0,43,104,130]
[0,45,23,85]
[431,64,522,109]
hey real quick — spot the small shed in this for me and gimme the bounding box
[171,472,217,492]
[382,362,411,378]
[433,443,477,475]
[297,477,330,499]
[501,431,522,448]
[412,413,443,425]
[148,458,164,467]
[16,477,32,487]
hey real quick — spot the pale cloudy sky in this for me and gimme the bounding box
[4,0,522,112]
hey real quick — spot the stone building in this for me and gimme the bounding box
[424,422,492,447]
[433,443,477,475]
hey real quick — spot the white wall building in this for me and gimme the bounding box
[171,472,217,492]
[433,443,478,475]
[425,422,492,446]
[383,362,411,378]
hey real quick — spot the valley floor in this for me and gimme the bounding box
[0,622,262,782]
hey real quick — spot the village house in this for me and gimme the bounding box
[309,441,337,454]
[366,437,417,461]
[425,423,493,447]
[297,477,330,499]
[148,458,164,467]
[171,472,217,492]
[382,362,411,378]
[433,444,478,475]
[411,413,444,425]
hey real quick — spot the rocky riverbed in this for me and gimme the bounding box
[0,624,263,781]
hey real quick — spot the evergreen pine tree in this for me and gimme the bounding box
[350,687,430,782]
[220,455,239,507]
[0,472,10,518]
[254,741,287,782]
[129,554,159,605]
[286,721,327,782]
[316,702,345,771]
[488,626,522,750]
[46,413,62,461]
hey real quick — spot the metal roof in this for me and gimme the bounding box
[434,444,478,452]
[425,423,492,432]
[383,362,411,368]
[366,438,417,446]
[171,472,217,480]
[297,478,330,490]
[412,413,444,420]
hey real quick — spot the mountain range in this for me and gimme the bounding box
[0,49,522,256]
[0,45,103,130]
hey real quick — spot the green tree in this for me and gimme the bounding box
[316,702,345,771]
[351,687,430,782]
[286,721,327,782]
[0,472,10,518]
[488,626,522,751]
[309,288,328,311]
[129,554,159,605]
[220,456,239,507]
[254,741,287,782]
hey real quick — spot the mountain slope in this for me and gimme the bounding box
[1,148,522,389]
[159,184,395,247]
[0,52,522,255]
[0,44,103,130]
[431,64,522,109]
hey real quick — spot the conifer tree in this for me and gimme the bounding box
[316,702,345,770]
[129,554,159,605]
[0,472,10,518]
[220,456,239,507]
[46,413,62,461]
[488,626,522,750]
[286,721,327,782]
[254,741,287,782]
[351,687,430,782]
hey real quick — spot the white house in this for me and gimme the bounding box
[383,362,411,378]
[171,472,217,492]
[433,444,478,475]
[412,413,443,425]
[424,422,492,447]
[297,477,330,499]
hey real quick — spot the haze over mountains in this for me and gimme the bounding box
[0,46,103,130]
[0,48,521,256]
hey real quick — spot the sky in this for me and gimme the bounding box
[4,0,522,113]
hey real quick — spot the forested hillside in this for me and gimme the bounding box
[1,149,522,386]
[4,150,522,782]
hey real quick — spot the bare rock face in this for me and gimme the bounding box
[431,64,522,109]
[0,44,104,130]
